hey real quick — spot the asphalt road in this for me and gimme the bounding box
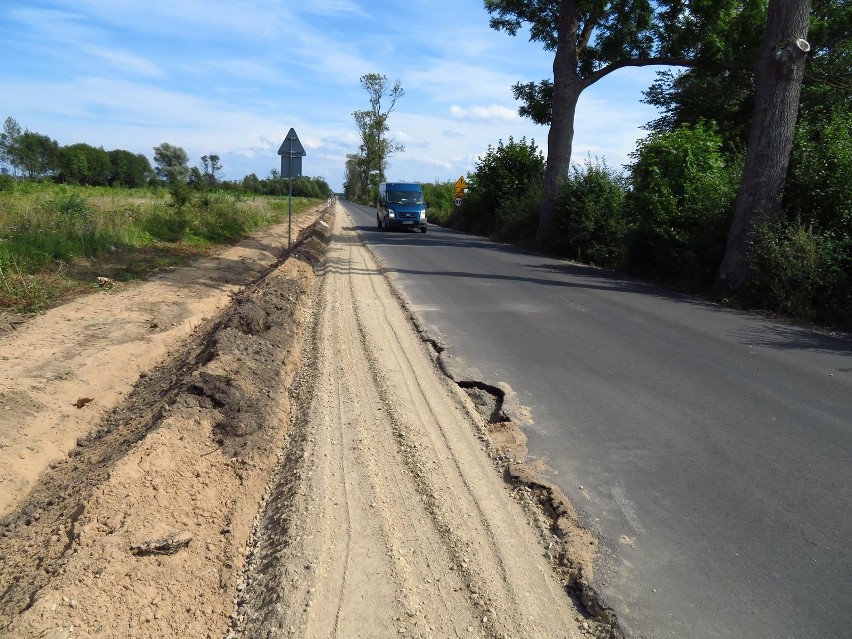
[341,199,852,639]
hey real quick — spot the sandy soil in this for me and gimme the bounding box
[0,204,617,639]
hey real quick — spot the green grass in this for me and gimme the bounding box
[0,183,322,313]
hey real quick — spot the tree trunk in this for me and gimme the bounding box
[715,0,812,291]
[535,0,582,252]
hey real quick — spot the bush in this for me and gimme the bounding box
[491,186,541,244]
[626,122,739,288]
[195,192,251,242]
[554,157,628,268]
[422,182,455,226]
[460,136,544,239]
[745,219,852,329]
[145,207,189,242]
[784,109,851,232]
[167,180,192,210]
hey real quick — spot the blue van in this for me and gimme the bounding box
[377,182,428,233]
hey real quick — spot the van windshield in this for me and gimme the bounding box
[388,190,423,205]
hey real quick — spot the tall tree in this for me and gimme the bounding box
[55,143,111,186]
[108,150,154,188]
[716,0,812,290]
[200,154,222,185]
[15,130,59,178]
[344,151,368,202]
[485,0,760,250]
[354,73,405,196]
[642,0,849,226]
[0,117,22,176]
[153,142,190,183]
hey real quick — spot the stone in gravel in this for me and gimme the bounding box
[130,529,193,556]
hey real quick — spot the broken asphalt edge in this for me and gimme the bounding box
[352,217,627,639]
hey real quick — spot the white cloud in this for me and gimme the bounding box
[0,0,665,191]
[449,105,518,122]
[79,45,164,78]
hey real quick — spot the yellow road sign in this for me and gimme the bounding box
[454,176,467,198]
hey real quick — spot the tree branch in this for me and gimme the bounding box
[582,57,755,88]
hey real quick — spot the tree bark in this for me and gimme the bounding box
[535,0,582,251]
[715,0,812,291]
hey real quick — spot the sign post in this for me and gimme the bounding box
[278,128,307,248]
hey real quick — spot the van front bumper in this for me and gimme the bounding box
[385,218,427,230]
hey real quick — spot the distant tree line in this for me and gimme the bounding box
[1,116,154,187]
[0,117,331,198]
[238,171,332,199]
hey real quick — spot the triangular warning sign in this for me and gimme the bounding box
[278,128,306,157]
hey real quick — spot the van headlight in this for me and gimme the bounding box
[419,210,426,220]
[388,209,396,218]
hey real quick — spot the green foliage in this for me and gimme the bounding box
[108,150,154,188]
[0,182,324,312]
[259,175,331,198]
[200,154,222,186]
[785,107,852,231]
[15,131,59,178]
[491,187,542,244]
[3,117,155,188]
[643,68,755,155]
[0,117,22,173]
[460,137,545,242]
[486,0,760,122]
[626,122,739,287]
[638,0,850,322]
[169,180,192,210]
[193,192,253,243]
[745,108,852,329]
[554,158,628,267]
[292,176,331,198]
[242,173,262,194]
[153,142,190,183]
[422,182,456,226]
[745,219,852,329]
[54,143,112,186]
[346,74,405,204]
[344,153,371,204]
[53,191,91,218]
[804,0,852,114]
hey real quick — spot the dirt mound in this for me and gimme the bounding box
[0,209,331,638]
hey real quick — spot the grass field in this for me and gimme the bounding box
[0,182,322,313]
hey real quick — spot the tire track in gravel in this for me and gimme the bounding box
[233,207,587,639]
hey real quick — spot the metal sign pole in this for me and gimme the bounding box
[278,127,304,249]
[288,135,293,249]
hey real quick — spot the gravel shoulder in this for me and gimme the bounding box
[0,204,610,639]
[233,208,595,639]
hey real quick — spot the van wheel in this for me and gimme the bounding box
[377,215,383,228]
[421,226,428,233]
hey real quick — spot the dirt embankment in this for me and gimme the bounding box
[0,204,617,639]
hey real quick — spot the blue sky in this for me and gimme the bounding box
[1,0,662,191]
